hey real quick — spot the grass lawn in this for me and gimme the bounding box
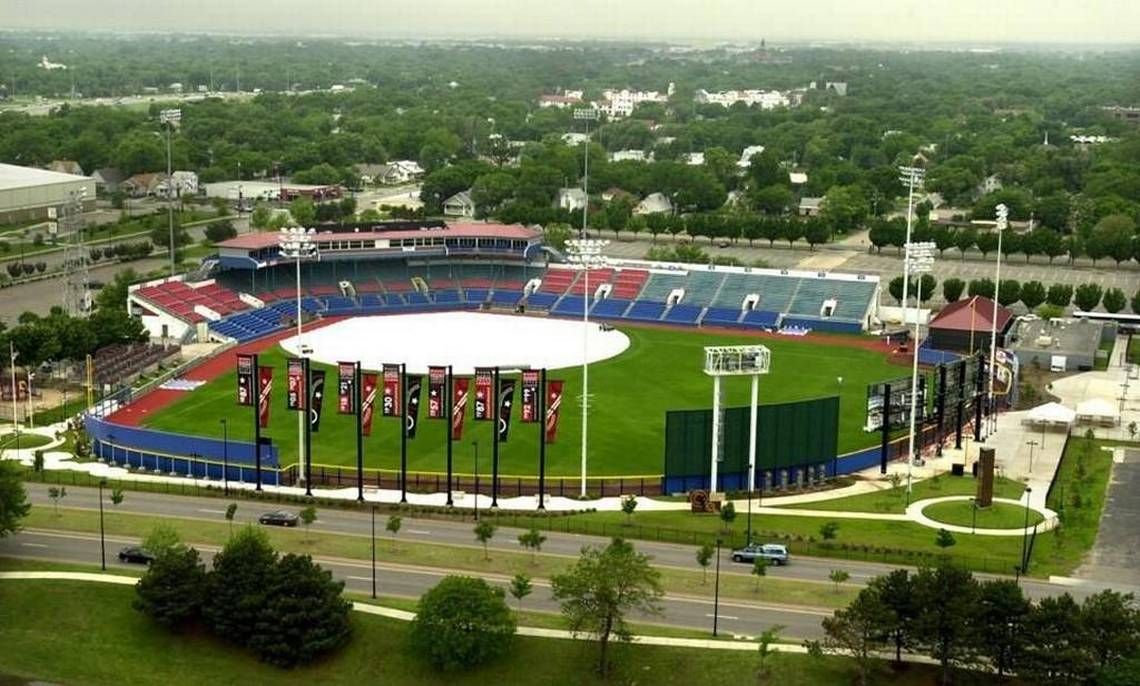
[0,579,961,686]
[1028,434,1117,576]
[788,474,1027,514]
[922,501,1043,529]
[142,325,901,477]
[0,433,52,451]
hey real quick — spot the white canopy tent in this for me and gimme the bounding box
[1076,398,1119,426]
[1022,402,1076,429]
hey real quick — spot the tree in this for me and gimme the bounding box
[755,625,786,683]
[551,538,664,677]
[888,276,905,304]
[935,528,956,550]
[620,495,638,524]
[719,501,736,531]
[1132,289,1140,315]
[977,579,1031,677]
[470,171,516,216]
[955,227,977,259]
[133,544,207,629]
[249,553,352,668]
[819,521,840,541]
[752,556,768,594]
[203,526,278,647]
[109,488,124,507]
[942,277,965,303]
[750,184,793,215]
[867,569,917,665]
[829,569,850,593]
[517,527,546,564]
[1074,283,1104,312]
[803,220,832,250]
[1020,280,1047,310]
[1047,283,1074,308]
[410,575,515,671]
[822,588,892,686]
[386,514,402,551]
[288,197,316,226]
[509,573,533,612]
[912,562,981,685]
[696,543,714,584]
[47,486,67,516]
[250,204,271,230]
[1080,590,1140,671]
[997,279,1021,307]
[474,520,497,561]
[224,502,237,535]
[1021,594,1095,685]
[142,523,182,558]
[204,220,237,243]
[0,461,31,537]
[967,278,994,299]
[932,225,956,257]
[1103,287,1127,314]
[820,185,870,232]
[299,505,317,542]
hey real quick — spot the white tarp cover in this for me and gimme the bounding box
[1024,402,1077,426]
[1076,397,1118,421]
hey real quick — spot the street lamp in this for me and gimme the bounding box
[7,342,18,458]
[159,108,181,276]
[712,538,722,637]
[1020,486,1033,574]
[896,160,926,326]
[220,418,229,496]
[1026,440,1038,474]
[278,227,318,493]
[834,376,843,477]
[971,497,978,535]
[471,440,480,521]
[370,505,377,599]
[565,238,609,499]
[904,241,935,506]
[987,203,1009,438]
[572,108,599,240]
[98,478,107,570]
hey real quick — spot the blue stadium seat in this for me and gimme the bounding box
[702,307,742,326]
[591,298,631,318]
[741,310,781,328]
[434,289,462,304]
[552,295,588,317]
[465,288,490,304]
[663,304,703,324]
[524,292,557,310]
[491,290,523,306]
[624,301,667,321]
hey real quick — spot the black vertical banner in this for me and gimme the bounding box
[405,375,423,439]
[497,379,516,442]
[310,370,327,433]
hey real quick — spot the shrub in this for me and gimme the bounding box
[409,576,516,671]
[133,545,207,629]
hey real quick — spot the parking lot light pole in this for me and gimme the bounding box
[98,479,106,571]
[904,242,935,506]
[220,418,229,496]
[1020,486,1033,574]
[370,505,377,599]
[987,204,1009,437]
[278,227,318,494]
[472,440,480,521]
[712,538,722,637]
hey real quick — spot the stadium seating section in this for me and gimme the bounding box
[92,343,181,386]
[140,261,879,343]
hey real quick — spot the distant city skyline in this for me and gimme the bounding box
[1,0,1138,45]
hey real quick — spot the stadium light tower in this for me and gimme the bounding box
[703,346,770,495]
[565,237,609,499]
[278,227,318,489]
[897,159,925,328]
[159,108,181,276]
[572,107,599,239]
[904,241,935,505]
[987,204,1010,437]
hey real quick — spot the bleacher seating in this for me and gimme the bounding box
[591,298,632,318]
[136,280,248,323]
[539,269,577,294]
[663,304,704,324]
[551,295,588,317]
[610,269,649,300]
[638,272,686,302]
[681,271,725,305]
[702,307,743,326]
[709,274,758,309]
[523,292,557,310]
[568,268,614,296]
[465,288,490,304]
[93,343,179,386]
[490,290,523,307]
[625,301,667,321]
[741,310,781,328]
[786,279,836,318]
[434,289,463,304]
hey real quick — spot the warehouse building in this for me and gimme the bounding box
[0,163,95,224]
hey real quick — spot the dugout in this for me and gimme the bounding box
[663,396,838,493]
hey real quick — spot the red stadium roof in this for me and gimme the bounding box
[216,223,539,250]
[929,295,1013,333]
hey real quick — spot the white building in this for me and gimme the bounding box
[683,152,705,166]
[635,192,673,215]
[561,132,589,146]
[737,145,766,168]
[593,87,669,118]
[443,189,476,218]
[609,149,647,162]
[538,94,582,109]
[557,187,587,212]
[0,163,94,224]
[695,89,791,109]
[156,171,199,198]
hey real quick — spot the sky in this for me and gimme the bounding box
[1,0,1138,45]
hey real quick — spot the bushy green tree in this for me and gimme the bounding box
[942,277,965,303]
[1047,283,1074,308]
[1103,287,1127,314]
[248,553,352,668]
[133,545,207,629]
[0,461,30,538]
[203,527,278,646]
[1073,283,1104,312]
[410,575,516,671]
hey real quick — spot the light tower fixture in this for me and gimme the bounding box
[897,160,926,327]
[904,241,936,505]
[565,238,609,499]
[987,203,1009,438]
[278,226,318,492]
[572,108,599,239]
[159,108,182,276]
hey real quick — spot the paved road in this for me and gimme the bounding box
[1077,448,1140,586]
[20,483,1132,604]
[0,528,827,640]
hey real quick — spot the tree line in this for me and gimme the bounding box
[889,274,1134,315]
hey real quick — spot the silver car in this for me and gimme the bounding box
[731,543,789,565]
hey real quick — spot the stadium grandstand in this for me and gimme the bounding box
[126,221,880,344]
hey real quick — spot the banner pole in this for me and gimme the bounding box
[492,366,500,508]
[253,353,262,491]
[356,361,364,502]
[446,365,454,507]
[879,382,891,475]
[304,356,312,497]
[400,362,408,504]
[538,368,546,510]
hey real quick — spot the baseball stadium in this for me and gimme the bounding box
[85,221,989,501]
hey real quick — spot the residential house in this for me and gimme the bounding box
[683,152,705,166]
[120,173,163,198]
[695,89,790,109]
[538,93,582,109]
[557,187,588,213]
[825,82,848,96]
[91,167,125,193]
[155,171,199,199]
[561,132,589,146]
[602,187,634,203]
[46,160,84,176]
[353,163,388,185]
[798,196,823,217]
[384,160,425,184]
[443,190,476,218]
[788,171,808,186]
[737,145,766,168]
[609,149,647,162]
[635,192,673,215]
[976,174,1003,196]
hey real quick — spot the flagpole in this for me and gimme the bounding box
[400,362,408,504]
[253,353,262,491]
[538,368,547,511]
[492,366,500,508]
[446,365,454,508]
[355,361,364,502]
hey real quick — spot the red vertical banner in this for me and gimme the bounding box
[237,354,255,406]
[286,358,305,412]
[361,373,379,436]
[382,364,402,417]
[451,377,469,440]
[257,366,273,428]
[545,380,564,444]
[520,370,539,422]
[473,367,494,421]
[427,366,447,420]
[337,361,356,414]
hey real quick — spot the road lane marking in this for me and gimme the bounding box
[196,509,228,514]
[20,543,49,548]
[406,529,431,535]
[705,613,739,620]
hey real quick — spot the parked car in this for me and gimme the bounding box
[258,510,299,527]
[730,543,789,566]
[117,545,156,565]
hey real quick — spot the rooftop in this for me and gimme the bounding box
[929,295,1014,333]
[1008,317,1103,356]
[0,162,91,191]
[216,222,540,250]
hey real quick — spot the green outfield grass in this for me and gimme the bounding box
[923,501,1044,529]
[143,324,901,477]
[0,433,52,451]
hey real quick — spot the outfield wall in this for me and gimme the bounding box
[84,415,281,486]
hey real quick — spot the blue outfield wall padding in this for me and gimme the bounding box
[84,415,279,468]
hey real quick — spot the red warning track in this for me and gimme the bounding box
[107,318,344,427]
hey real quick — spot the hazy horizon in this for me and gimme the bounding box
[1,0,1138,46]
